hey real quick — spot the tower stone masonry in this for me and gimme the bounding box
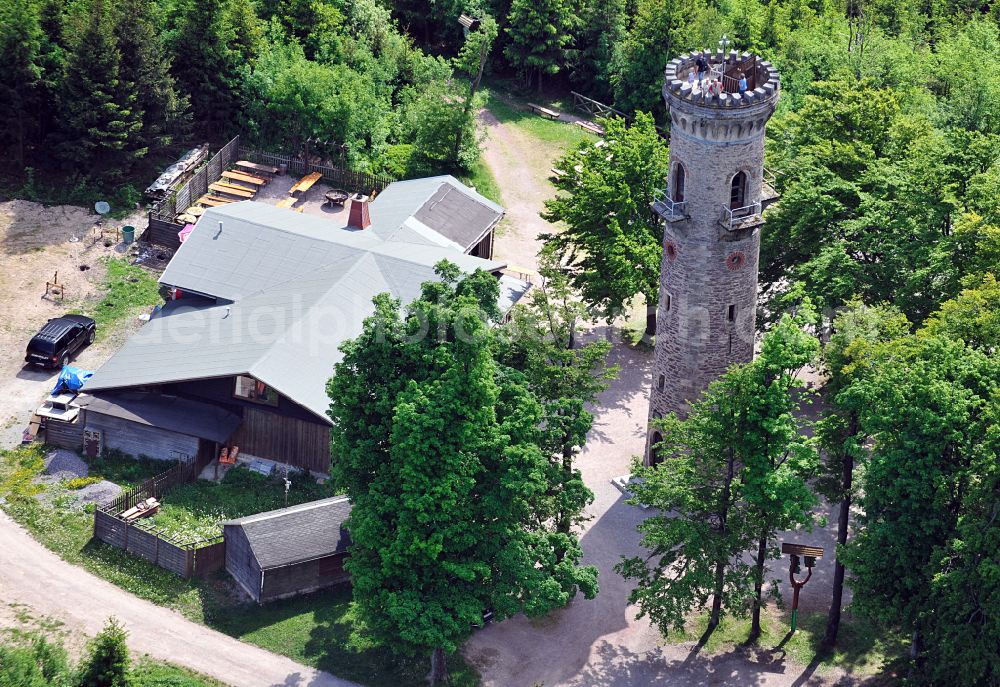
[645,50,781,465]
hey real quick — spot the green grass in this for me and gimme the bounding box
[666,609,906,678]
[1,614,225,687]
[131,659,229,687]
[140,467,334,542]
[483,88,594,150]
[74,258,162,340]
[0,446,480,687]
[207,586,479,687]
[87,450,170,490]
[459,158,502,205]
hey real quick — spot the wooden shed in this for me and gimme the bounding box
[223,496,351,603]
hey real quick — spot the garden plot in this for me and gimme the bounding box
[135,467,333,543]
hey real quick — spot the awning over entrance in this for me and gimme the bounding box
[77,391,241,443]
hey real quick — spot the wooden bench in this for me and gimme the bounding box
[208,182,254,199]
[289,171,323,196]
[235,160,280,176]
[275,197,297,209]
[528,103,561,119]
[576,120,605,135]
[196,194,233,207]
[221,170,267,186]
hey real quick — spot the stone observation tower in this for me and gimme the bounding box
[645,51,781,465]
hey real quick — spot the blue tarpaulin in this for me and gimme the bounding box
[52,366,94,394]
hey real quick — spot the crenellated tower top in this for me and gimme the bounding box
[663,51,780,144]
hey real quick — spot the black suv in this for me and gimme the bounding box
[24,315,97,369]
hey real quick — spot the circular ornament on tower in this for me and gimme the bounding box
[665,241,679,261]
[725,251,746,271]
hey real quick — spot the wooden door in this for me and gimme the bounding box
[83,428,102,457]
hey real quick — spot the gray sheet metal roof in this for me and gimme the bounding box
[77,391,241,443]
[369,176,503,251]
[224,496,352,569]
[87,198,518,422]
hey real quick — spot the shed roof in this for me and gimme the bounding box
[368,176,503,251]
[224,496,352,569]
[77,391,241,443]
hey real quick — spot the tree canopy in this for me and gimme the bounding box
[327,262,599,682]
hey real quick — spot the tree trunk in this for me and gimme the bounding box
[453,40,489,165]
[710,446,737,629]
[427,647,449,685]
[749,535,768,641]
[823,414,857,648]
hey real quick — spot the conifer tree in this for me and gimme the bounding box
[505,0,575,92]
[0,0,42,167]
[114,0,189,151]
[76,618,131,687]
[57,0,145,180]
[170,0,239,137]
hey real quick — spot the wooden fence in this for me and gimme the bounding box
[237,146,394,196]
[94,461,226,579]
[569,91,669,136]
[145,136,242,246]
[144,137,396,248]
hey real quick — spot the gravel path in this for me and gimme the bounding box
[465,107,860,687]
[0,510,360,687]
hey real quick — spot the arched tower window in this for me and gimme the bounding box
[730,171,748,209]
[649,431,664,466]
[672,164,685,202]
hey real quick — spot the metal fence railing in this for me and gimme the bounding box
[720,201,762,230]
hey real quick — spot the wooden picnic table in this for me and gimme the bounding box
[222,170,267,186]
[196,194,233,207]
[235,160,280,176]
[289,171,323,196]
[528,102,561,119]
[275,197,297,209]
[209,182,254,199]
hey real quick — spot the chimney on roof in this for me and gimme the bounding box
[348,196,371,230]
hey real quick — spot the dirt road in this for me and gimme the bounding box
[465,109,857,686]
[0,200,144,447]
[0,510,359,687]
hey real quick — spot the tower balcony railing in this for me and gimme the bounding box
[720,201,762,231]
[652,188,687,222]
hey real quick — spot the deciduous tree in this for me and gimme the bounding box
[328,263,598,684]
[619,313,819,637]
[542,114,669,333]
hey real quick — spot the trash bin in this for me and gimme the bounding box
[278,162,288,175]
[121,225,136,244]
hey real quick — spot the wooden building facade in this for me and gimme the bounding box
[223,496,351,603]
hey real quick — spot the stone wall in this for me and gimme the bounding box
[645,52,780,464]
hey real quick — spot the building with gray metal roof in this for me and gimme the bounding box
[83,184,527,474]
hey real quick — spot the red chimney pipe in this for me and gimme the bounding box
[348,197,371,229]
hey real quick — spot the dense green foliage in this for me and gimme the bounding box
[618,313,819,635]
[0,0,492,190]
[542,114,669,325]
[0,621,222,687]
[327,262,601,681]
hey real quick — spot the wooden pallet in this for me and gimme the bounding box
[196,194,234,207]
